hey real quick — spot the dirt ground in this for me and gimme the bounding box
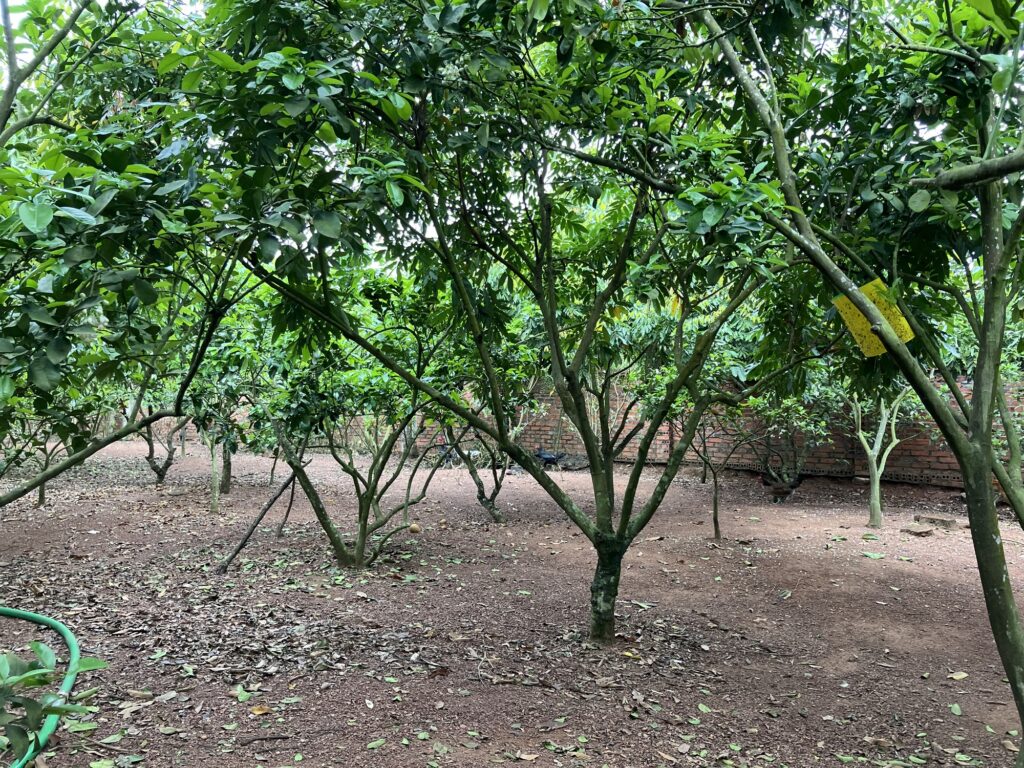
[2,442,1023,768]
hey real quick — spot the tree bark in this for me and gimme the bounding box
[220,443,232,495]
[866,462,883,528]
[277,479,296,537]
[962,459,1024,730]
[711,470,721,540]
[289,458,353,567]
[589,543,624,643]
[209,441,220,515]
[217,472,295,573]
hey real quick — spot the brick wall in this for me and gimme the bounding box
[394,379,1018,489]
[518,388,969,488]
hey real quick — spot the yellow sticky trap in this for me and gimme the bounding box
[832,278,915,357]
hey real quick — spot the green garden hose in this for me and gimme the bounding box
[0,606,81,768]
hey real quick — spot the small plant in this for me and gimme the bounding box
[0,642,106,762]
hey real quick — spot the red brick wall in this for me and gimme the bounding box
[519,388,968,488]
[404,381,1010,489]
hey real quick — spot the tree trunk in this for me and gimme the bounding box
[354,501,370,568]
[589,543,624,643]
[209,441,220,515]
[220,444,232,495]
[711,470,721,540]
[962,458,1024,734]
[36,481,45,508]
[866,460,882,528]
[466,461,506,523]
[290,459,353,567]
[277,479,296,537]
[217,472,295,574]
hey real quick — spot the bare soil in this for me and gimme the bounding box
[1,442,1022,767]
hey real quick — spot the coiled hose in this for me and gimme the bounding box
[0,606,80,768]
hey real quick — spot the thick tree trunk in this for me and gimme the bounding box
[866,461,882,528]
[220,444,232,495]
[963,459,1024,733]
[478,493,506,524]
[353,502,370,568]
[589,544,624,643]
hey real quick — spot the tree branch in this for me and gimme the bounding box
[913,148,1024,189]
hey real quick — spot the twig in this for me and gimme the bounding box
[239,733,293,746]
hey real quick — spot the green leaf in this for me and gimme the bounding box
[72,657,108,673]
[155,179,189,196]
[283,98,310,117]
[283,72,305,90]
[208,50,243,71]
[650,113,673,135]
[156,53,185,75]
[949,702,962,716]
[702,204,725,228]
[316,122,338,143]
[87,189,117,216]
[386,180,404,207]
[26,305,59,326]
[29,356,61,392]
[313,211,342,239]
[367,739,386,749]
[18,201,54,233]
[57,206,98,226]
[133,278,159,305]
[908,189,931,213]
[181,69,203,91]
[861,551,886,560]
[528,0,550,20]
[259,236,280,261]
[31,641,56,669]
[387,93,412,121]
[965,0,1019,40]
[993,66,1014,92]
[233,685,253,702]
[45,336,72,365]
[101,147,131,173]
[0,376,14,402]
